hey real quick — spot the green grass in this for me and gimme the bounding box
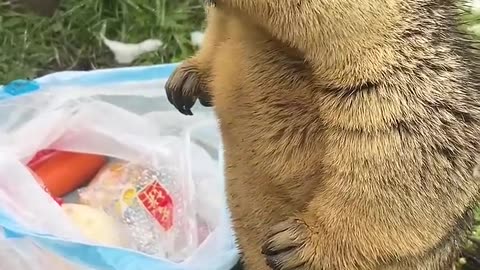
[0,0,206,84]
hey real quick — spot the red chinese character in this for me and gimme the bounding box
[138,181,174,230]
[138,189,160,210]
[152,206,173,230]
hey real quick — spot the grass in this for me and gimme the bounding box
[0,0,206,84]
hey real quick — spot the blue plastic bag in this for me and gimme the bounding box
[0,64,239,270]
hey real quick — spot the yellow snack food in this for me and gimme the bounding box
[62,203,127,247]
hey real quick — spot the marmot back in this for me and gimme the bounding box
[166,0,480,269]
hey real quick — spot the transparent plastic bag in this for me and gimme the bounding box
[0,64,239,270]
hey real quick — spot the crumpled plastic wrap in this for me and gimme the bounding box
[78,154,217,262]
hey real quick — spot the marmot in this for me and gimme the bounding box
[166,0,480,269]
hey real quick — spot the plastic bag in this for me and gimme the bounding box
[0,64,239,270]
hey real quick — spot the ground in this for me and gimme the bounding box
[1,1,480,269]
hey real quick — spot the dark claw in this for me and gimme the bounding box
[165,68,199,116]
[262,244,296,256]
[261,219,310,270]
[199,91,213,107]
[165,62,213,115]
[262,239,303,270]
[199,98,212,107]
[265,249,306,270]
[264,246,291,269]
[181,95,195,115]
[166,85,174,106]
[266,255,282,270]
[171,88,195,115]
[165,74,177,106]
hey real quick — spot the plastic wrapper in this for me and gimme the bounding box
[78,155,216,262]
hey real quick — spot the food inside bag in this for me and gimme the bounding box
[77,159,198,260]
[0,72,238,270]
[26,145,210,262]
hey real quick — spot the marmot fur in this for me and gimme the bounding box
[166,0,480,269]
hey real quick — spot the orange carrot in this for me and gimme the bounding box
[31,151,107,197]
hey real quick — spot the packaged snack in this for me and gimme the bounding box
[78,160,187,261]
[62,203,129,247]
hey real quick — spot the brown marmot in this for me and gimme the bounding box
[165,0,480,269]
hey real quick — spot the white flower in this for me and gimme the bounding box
[102,36,163,64]
[190,31,205,48]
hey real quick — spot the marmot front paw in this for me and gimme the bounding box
[165,62,212,115]
[262,217,318,270]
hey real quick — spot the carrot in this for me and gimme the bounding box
[30,151,108,197]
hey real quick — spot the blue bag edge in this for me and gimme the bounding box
[0,63,180,100]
